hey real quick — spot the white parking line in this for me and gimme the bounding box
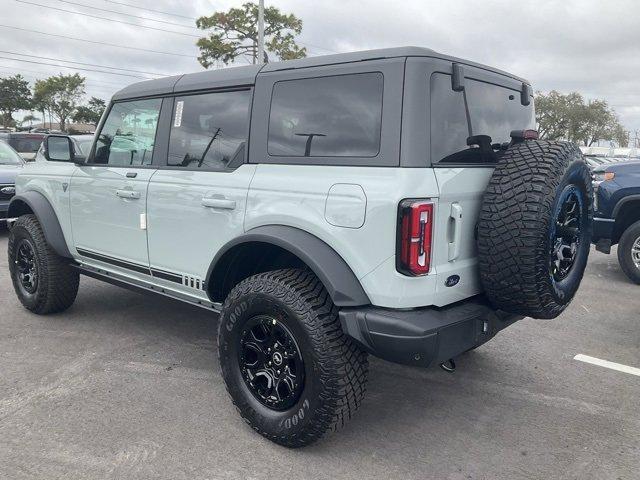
[574,354,640,377]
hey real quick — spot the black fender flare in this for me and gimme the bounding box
[205,225,371,307]
[612,194,640,218]
[8,192,72,258]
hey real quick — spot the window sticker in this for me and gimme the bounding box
[173,101,184,128]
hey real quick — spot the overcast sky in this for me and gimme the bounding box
[1,0,639,134]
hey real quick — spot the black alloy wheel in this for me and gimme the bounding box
[15,238,39,295]
[238,315,305,411]
[550,185,584,282]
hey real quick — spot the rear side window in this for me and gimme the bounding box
[268,73,383,158]
[430,73,535,164]
[167,89,251,170]
[92,98,162,166]
[8,137,42,153]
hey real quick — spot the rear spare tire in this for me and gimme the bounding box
[477,140,593,319]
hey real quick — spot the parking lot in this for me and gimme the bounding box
[0,224,638,480]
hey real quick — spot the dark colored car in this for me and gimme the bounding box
[592,160,640,283]
[0,140,24,221]
[6,132,46,161]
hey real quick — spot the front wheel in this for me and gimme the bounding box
[617,220,640,284]
[8,214,79,314]
[217,269,368,448]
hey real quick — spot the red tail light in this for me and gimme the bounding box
[397,199,434,276]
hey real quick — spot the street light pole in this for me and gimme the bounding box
[257,0,265,64]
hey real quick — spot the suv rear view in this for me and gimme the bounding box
[6,47,592,447]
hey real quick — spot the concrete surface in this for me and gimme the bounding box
[0,224,638,480]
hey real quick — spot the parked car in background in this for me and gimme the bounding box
[35,134,94,162]
[0,140,24,222]
[5,133,46,161]
[592,160,640,283]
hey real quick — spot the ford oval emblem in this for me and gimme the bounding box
[445,275,460,287]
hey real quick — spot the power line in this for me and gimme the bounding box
[0,50,168,77]
[0,24,197,58]
[0,56,152,79]
[103,0,196,20]
[0,66,127,89]
[0,64,129,87]
[14,0,201,38]
[56,0,197,29]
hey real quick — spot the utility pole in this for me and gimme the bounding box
[257,0,265,64]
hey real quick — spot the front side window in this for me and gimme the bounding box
[268,73,383,158]
[168,89,251,169]
[92,98,161,166]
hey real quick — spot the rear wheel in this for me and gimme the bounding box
[217,269,368,448]
[8,214,79,314]
[478,140,593,319]
[617,220,640,284]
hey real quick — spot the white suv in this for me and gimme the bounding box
[6,47,593,447]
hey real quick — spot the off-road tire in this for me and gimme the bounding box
[217,269,368,448]
[8,214,79,314]
[477,140,593,319]
[617,220,640,284]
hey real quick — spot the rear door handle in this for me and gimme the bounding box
[448,203,463,261]
[116,189,141,200]
[202,197,236,210]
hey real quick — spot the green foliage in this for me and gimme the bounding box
[21,114,40,127]
[535,91,628,146]
[73,97,106,126]
[0,75,31,127]
[196,2,306,67]
[34,74,85,132]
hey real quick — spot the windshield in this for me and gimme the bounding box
[0,141,23,165]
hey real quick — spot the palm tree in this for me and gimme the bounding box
[21,114,40,129]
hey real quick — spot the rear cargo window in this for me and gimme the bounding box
[430,73,535,164]
[268,73,383,158]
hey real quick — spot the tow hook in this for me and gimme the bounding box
[439,359,456,373]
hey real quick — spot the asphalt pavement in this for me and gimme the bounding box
[0,224,638,480]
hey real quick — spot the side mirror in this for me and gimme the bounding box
[44,135,84,165]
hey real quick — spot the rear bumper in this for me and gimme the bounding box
[339,296,522,368]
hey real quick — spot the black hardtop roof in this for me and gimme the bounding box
[112,46,530,101]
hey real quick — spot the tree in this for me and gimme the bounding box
[0,75,31,127]
[21,114,40,129]
[34,74,85,131]
[535,90,626,146]
[73,97,106,126]
[195,2,306,67]
[612,124,630,148]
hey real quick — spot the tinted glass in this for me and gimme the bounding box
[0,141,23,165]
[168,90,251,169]
[268,73,383,158]
[8,136,43,153]
[430,73,535,163]
[92,98,161,166]
[466,80,535,145]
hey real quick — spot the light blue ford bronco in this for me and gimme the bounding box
[6,47,592,447]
